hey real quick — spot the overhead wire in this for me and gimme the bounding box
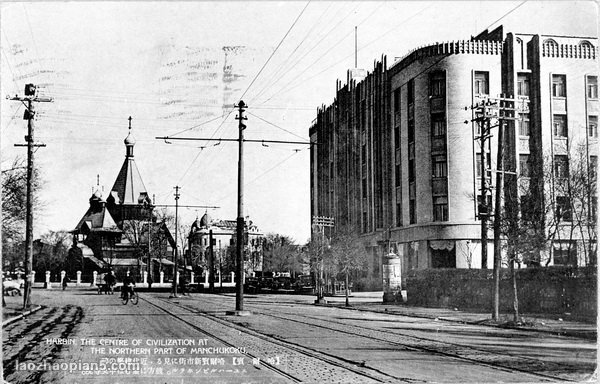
[22,3,52,93]
[1,29,25,95]
[482,0,528,32]
[214,148,307,204]
[238,1,311,102]
[250,2,362,105]
[247,1,336,105]
[246,110,307,141]
[173,0,311,190]
[261,3,433,105]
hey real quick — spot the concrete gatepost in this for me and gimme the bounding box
[32,271,36,286]
[230,272,235,283]
[76,271,82,286]
[218,270,222,284]
[91,271,98,287]
[204,272,209,285]
[143,271,148,285]
[382,252,403,303]
[176,272,180,284]
[45,271,52,289]
[159,271,164,284]
[190,272,195,284]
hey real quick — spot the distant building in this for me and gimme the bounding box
[310,26,598,282]
[70,119,175,281]
[187,212,264,279]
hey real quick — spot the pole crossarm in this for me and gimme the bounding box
[156,136,315,145]
[153,204,219,209]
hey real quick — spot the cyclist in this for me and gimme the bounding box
[121,274,136,300]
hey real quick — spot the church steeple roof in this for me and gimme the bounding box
[108,117,150,206]
[74,189,120,233]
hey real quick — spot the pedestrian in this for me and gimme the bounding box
[104,270,116,294]
[179,274,188,296]
[62,275,70,290]
[147,274,153,290]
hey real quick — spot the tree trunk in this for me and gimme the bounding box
[345,270,350,307]
[510,255,519,322]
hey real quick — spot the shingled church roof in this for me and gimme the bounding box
[74,190,121,233]
[108,117,150,206]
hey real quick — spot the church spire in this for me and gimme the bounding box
[124,116,136,157]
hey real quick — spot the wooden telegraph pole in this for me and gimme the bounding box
[8,84,52,309]
[234,101,247,313]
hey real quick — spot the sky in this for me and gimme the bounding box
[1,1,598,244]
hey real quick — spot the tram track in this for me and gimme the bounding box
[142,296,399,383]
[174,294,589,382]
[242,303,580,382]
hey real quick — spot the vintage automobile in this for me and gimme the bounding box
[3,278,23,296]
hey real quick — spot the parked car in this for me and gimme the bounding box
[244,277,260,293]
[294,275,314,292]
[3,278,22,296]
[274,276,293,290]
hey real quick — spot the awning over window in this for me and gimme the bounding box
[429,240,455,251]
[151,258,175,266]
[109,258,146,267]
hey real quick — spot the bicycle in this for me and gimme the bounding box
[121,285,139,305]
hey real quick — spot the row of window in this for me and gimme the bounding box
[393,73,596,111]
[552,74,598,99]
[519,154,598,180]
[551,114,598,138]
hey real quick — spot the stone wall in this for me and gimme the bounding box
[406,267,597,318]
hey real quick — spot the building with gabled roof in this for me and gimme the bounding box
[71,118,174,281]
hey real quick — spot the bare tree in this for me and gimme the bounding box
[329,228,367,306]
[2,157,43,267]
[262,234,301,276]
[500,140,597,322]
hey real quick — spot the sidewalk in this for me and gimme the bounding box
[322,292,597,340]
[2,298,42,326]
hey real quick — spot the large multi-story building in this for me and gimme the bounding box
[309,25,597,282]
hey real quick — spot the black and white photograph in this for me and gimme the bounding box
[1,1,598,383]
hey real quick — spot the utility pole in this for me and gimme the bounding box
[491,95,520,321]
[492,110,504,321]
[145,197,154,285]
[472,100,493,269]
[234,101,247,313]
[155,101,314,314]
[312,216,334,304]
[172,186,180,298]
[8,84,52,309]
[209,229,215,292]
[470,95,520,320]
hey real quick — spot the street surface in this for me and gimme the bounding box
[2,288,596,384]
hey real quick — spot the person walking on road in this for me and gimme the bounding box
[62,275,70,290]
[147,274,153,290]
[104,270,116,294]
[179,274,188,296]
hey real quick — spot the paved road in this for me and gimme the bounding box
[2,289,596,383]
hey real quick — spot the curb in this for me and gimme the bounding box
[2,305,43,327]
[326,303,596,340]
